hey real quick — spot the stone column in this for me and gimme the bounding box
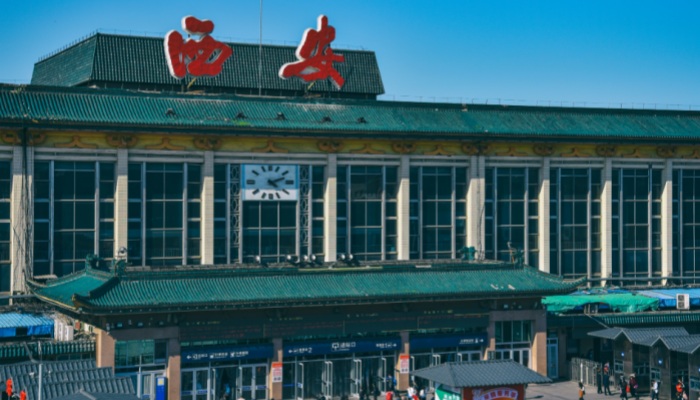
[95,328,116,369]
[323,154,337,262]
[538,158,551,273]
[10,145,33,294]
[166,338,181,400]
[269,338,283,400]
[466,156,485,252]
[661,160,673,283]
[114,148,129,258]
[601,159,614,283]
[201,151,214,265]
[397,156,411,260]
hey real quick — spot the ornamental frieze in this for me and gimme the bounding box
[656,145,676,158]
[532,144,554,156]
[560,147,592,157]
[317,140,344,153]
[461,142,489,156]
[55,135,97,149]
[252,139,289,153]
[391,142,416,154]
[2,131,46,146]
[683,148,700,159]
[193,136,223,151]
[424,144,454,156]
[106,134,138,148]
[349,144,385,154]
[146,138,186,151]
[621,148,643,158]
[595,145,616,157]
[495,146,528,157]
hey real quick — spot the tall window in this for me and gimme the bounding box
[612,168,662,281]
[213,164,322,264]
[0,161,10,295]
[673,169,700,283]
[337,165,398,261]
[34,161,114,277]
[408,166,467,259]
[550,168,602,279]
[484,167,539,264]
[128,163,200,267]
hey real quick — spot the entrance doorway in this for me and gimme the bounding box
[182,364,268,400]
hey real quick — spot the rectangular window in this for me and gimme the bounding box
[0,161,10,294]
[675,169,700,283]
[213,164,228,264]
[128,162,199,267]
[494,320,532,344]
[409,166,468,260]
[551,168,603,279]
[485,167,538,264]
[612,168,662,283]
[337,165,398,261]
[115,339,168,369]
[33,161,114,277]
[311,166,326,257]
[216,164,312,264]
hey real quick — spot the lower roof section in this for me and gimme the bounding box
[29,261,581,315]
[411,359,551,388]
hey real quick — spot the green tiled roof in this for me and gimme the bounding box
[31,33,384,96]
[0,340,95,361]
[30,262,580,315]
[4,84,700,140]
[596,311,700,326]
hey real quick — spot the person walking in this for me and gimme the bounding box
[676,378,685,400]
[650,379,659,400]
[619,377,628,399]
[578,381,586,400]
[629,374,638,400]
[603,368,612,395]
[596,367,603,394]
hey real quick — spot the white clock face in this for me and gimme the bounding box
[242,164,299,201]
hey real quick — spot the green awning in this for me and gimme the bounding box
[542,293,659,313]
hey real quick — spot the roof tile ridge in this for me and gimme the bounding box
[71,275,120,306]
[87,34,99,84]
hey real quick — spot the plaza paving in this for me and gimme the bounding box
[526,380,655,400]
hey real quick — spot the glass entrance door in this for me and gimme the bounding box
[181,368,213,400]
[138,372,164,399]
[296,362,305,400]
[351,359,362,396]
[322,361,333,398]
[237,364,268,400]
[457,351,482,362]
[494,348,531,368]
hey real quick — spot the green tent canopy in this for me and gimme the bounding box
[542,293,659,313]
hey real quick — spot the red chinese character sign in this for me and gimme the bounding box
[164,16,233,79]
[279,15,345,89]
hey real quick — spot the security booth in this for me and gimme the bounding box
[411,360,550,400]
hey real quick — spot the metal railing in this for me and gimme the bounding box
[569,358,601,387]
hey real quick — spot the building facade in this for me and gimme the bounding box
[2,31,700,399]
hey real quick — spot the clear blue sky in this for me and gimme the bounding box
[2,0,700,109]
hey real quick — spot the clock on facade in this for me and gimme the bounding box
[242,164,299,201]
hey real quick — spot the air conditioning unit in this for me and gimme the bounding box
[677,293,690,310]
